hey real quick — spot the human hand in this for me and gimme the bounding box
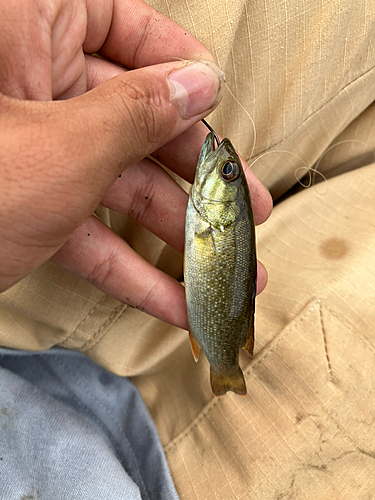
[0,0,272,330]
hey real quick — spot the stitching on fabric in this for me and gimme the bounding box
[304,304,375,453]
[45,355,152,500]
[244,64,375,161]
[318,302,333,380]
[243,299,321,376]
[58,294,108,347]
[320,303,375,356]
[164,299,321,453]
[78,304,128,352]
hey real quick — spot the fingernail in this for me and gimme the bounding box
[168,61,225,118]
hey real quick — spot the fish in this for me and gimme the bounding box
[184,124,257,396]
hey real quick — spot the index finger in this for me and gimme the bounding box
[85,0,214,68]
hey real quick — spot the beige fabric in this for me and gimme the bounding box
[1,0,375,498]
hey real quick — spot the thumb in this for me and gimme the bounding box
[66,59,225,178]
[4,59,224,235]
[0,60,224,290]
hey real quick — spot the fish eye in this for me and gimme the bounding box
[221,161,239,182]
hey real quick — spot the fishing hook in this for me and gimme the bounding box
[201,119,220,149]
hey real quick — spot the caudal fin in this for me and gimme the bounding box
[210,366,247,396]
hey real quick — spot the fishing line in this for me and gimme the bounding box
[171,57,257,157]
[171,57,374,192]
[203,82,327,191]
[249,150,327,190]
[250,139,375,193]
[222,84,374,191]
[221,81,257,162]
[312,139,375,185]
[220,77,328,190]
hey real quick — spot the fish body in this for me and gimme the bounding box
[185,132,257,396]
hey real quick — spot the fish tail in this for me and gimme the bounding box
[210,365,247,396]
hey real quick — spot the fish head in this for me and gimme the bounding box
[192,133,246,229]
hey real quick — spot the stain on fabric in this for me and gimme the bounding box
[20,491,40,500]
[304,462,328,473]
[320,237,349,260]
[1,407,12,421]
[357,447,375,460]
[255,365,283,394]
[276,475,296,499]
[295,411,306,424]
[99,373,112,386]
[1,406,12,430]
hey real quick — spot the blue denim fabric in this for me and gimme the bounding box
[0,348,179,500]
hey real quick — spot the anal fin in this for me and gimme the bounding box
[189,331,201,362]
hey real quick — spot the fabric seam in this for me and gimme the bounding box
[57,295,127,351]
[78,303,128,352]
[246,64,375,162]
[58,294,108,347]
[320,303,375,356]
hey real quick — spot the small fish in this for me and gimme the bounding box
[184,123,257,396]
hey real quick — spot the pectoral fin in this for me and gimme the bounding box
[189,331,201,362]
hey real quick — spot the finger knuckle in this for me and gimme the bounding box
[113,77,171,147]
[127,170,158,223]
[87,249,118,289]
[137,276,162,312]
